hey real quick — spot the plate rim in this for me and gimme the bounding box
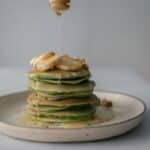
[0,90,146,130]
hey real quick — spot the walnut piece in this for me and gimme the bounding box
[100,99,113,107]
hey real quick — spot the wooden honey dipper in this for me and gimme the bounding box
[49,0,71,16]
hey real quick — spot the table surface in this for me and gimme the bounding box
[0,66,149,150]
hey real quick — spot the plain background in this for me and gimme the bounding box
[0,0,149,80]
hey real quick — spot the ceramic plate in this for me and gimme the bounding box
[0,91,146,142]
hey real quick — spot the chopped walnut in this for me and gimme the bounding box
[100,99,113,107]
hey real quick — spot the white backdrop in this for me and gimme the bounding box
[0,0,149,80]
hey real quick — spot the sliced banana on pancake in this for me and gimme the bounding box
[56,55,88,71]
[30,52,88,71]
[30,52,60,71]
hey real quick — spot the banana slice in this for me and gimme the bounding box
[30,52,55,67]
[56,55,87,71]
[30,52,88,71]
[30,52,60,71]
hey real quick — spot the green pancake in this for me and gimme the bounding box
[27,105,96,123]
[29,69,90,80]
[25,58,97,125]
[29,80,95,95]
[36,91,93,100]
[28,105,69,112]
[28,93,100,107]
[28,104,95,113]
[30,76,89,84]
[30,115,93,123]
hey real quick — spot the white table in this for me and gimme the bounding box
[0,66,149,150]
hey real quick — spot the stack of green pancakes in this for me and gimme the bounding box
[27,68,99,125]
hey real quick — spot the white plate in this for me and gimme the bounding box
[0,91,146,142]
